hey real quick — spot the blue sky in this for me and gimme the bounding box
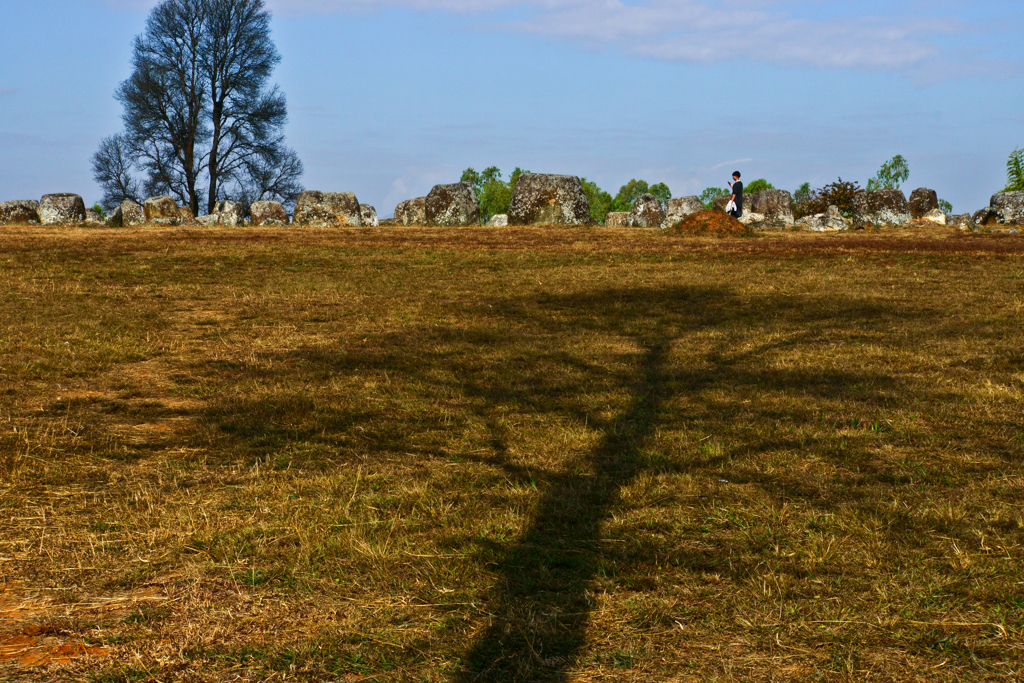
[1,0,1021,216]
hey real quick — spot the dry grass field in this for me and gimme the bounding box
[0,224,1022,682]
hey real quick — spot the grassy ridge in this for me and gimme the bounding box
[0,225,1022,681]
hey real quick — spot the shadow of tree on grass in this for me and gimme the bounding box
[184,283,1017,680]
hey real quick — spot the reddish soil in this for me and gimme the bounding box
[0,588,110,667]
[667,210,751,237]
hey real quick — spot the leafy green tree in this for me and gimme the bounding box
[744,178,775,195]
[612,179,649,212]
[90,203,107,219]
[462,166,532,220]
[481,166,501,186]
[460,167,482,196]
[939,199,953,215]
[649,182,671,204]
[867,155,910,191]
[1006,148,1024,192]
[699,187,728,210]
[581,178,613,224]
[479,170,512,220]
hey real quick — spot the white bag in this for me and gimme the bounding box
[725,199,737,213]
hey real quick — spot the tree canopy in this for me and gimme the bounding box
[581,179,613,224]
[744,179,775,195]
[867,155,909,191]
[699,187,728,209]
[460,167,530,220]
[611,179,671,212]
[459,169,676,224]
[92,0,303,213]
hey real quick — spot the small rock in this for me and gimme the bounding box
[293,191,363,227]
[739,210,766,226]
[825,205,850,229]
[919,208,946,225]
[908,188,939,219]
[507,174,592,226]
[85,208,104,224]
[487,214,508,227]
[630,193,666,228]
[664,196,703,225]
[39,194,86,225]
[0,200,41,224]
[426,183,480,227]
[144,196,181,226]
[359,204,379,227]
[196,214,219,227]
[250,200,289,226]
[797,205,849,232]
[604,212,632,227]
[395,197,427,225]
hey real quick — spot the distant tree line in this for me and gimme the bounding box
[698,155,964,219]
[698,178,774,210]
[460,167,672,224]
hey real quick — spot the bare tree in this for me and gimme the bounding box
[92,0,302,214]
[92,134,142,208]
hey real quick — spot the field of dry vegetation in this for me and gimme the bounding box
[1,224,1022,682]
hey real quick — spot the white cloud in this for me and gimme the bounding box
[266,0,1014,78]
[379,166,456,214]
[710,158,754,171]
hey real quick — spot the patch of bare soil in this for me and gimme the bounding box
[0,586,110,667]
[666,210,752,237]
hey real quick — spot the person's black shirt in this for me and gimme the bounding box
[732,181,743,216]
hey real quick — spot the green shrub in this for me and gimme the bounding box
[800,178,864,218]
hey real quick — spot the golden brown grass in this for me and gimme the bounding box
[0,224,1022,682]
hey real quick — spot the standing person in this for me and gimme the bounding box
[728,171,743,218]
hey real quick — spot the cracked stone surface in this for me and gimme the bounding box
[507,174,591,226]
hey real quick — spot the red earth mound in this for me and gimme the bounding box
[667,210,751,237]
